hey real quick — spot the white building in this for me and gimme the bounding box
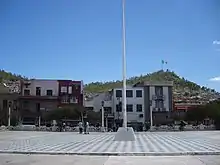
[22,79,59,97]
[84,81,173,127]
[112,86,145,123]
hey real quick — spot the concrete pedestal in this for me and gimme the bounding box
[114,127,136,141]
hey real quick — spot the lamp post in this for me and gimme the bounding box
[101,101,105,132]
[8,101,12,127]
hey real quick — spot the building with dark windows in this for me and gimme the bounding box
[134,81,173,125]
[58,80,83,106]
[19,79,83,124]
[112,86,145,129]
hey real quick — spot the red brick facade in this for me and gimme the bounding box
[58,80,83,106]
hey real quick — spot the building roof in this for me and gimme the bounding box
[133,81,173,87]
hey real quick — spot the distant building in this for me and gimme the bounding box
[112,86,145,127]
[19,79,83,123]
[134,81,173,125]
[84,81,174,129]
[58,80,83,106]
[0,82,20,125]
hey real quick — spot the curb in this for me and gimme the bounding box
[0,150,220,156]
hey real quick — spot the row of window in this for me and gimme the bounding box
[60,85,80,94]
[116,104,143,112]
[115,87,164,98]
[116,90,142,98]
[24,89,53,96]
[23,85,81,96]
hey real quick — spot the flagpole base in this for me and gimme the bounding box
[114,127,136,141]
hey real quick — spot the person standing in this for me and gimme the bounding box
[62,122,66,132]
[84,121,87,134]
[86,121,89,134]
[79,122,83,134]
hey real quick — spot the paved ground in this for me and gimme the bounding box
[0,154,220,165]
[0,131,220,155]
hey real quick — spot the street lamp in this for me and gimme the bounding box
[101,100,105,132]
[8,101,12,127]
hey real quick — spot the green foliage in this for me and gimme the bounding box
[44,105,84,121]
[84,70,202,93]
[44,105,101,122]
[0,70,26,82]
[0,69,215,93]
[185,100,220,126]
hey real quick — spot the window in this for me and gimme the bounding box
[75,84,80,90]
[46,90,53,96]
[155,86,163,96]
[61,86,67,93]
[136,90,142,97]
[68,86,72,94]
[126,90,133,97]
[136,104,142,112]
[126,104,133,112]
[116,90,122,98]
[36,87,41,96]
[70,96,78,103]
[116,104,122,112]
[61,95,68,103]
[155,100,164,108]
[24,89,30,95]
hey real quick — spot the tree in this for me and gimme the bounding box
[44,105,101,124]
[44,105,84,121]
[185,100,220,129]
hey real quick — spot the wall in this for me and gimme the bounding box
[144,85,173,124]
[23,80,59,96]
[84,92,113,112]
[58,80,83,106]
[112,86,145,123]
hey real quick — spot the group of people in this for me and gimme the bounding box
[78,121,89,134]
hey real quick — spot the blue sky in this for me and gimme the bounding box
[0,0,220,90]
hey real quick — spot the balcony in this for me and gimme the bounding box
[152,95,165,100]
[19,95,58,100]
[153,107,167,112]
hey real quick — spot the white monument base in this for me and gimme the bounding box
[114,127,136,141]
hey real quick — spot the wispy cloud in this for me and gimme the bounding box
[213,40,220,45]
[209,76,220,82]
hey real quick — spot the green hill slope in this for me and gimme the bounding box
[84,70,207,93]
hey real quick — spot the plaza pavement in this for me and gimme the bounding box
[0,131,220,156]
[1,154,220,165]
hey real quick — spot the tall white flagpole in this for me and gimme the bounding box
[122,0,127,128]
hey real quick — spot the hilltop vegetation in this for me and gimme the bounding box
[0,69,215,94]
[0,70,25,82]
[84,70,211,93]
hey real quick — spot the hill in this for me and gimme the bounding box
[0,70,25,82]
[84,70,219,103]
[84,70,209,93]
[0,69,218,101]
